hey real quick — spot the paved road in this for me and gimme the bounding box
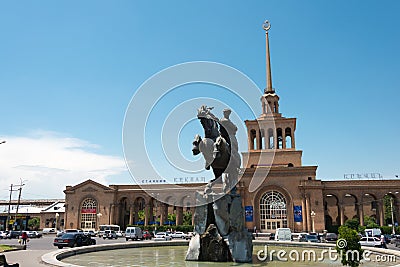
[2,235,400,266]
[0,234,126,266]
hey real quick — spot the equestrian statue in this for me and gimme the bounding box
[186,105,253,263]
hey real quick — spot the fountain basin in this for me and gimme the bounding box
[42,240,400,267]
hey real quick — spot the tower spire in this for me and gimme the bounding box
[263,20,274,93]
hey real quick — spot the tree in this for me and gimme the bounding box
[137,210,145,222]
[183,211,192,225]
[383,195,394,225]
[336,225,363,267]
[344,218,359,230]
[363,216,379,228]
[168,213,176,222]
[28,217,40,230]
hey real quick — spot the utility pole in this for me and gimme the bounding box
[6,184,17,230]
[14,180,26,231]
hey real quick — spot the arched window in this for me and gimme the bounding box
[268,128,274,149]
[260,191,287,231]
[250,129,257,150]
[80,198,97,230]
[285,128,292,149]
[260,129,265,150]
[277,128,283,149]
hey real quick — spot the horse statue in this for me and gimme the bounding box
[187,106,253,263]
[192,105,241,193]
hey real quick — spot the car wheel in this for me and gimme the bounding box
[58,246,63,249]
[126,238,129,241]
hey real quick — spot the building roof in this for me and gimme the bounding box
[1,201,65,215]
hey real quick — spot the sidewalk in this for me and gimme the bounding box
[3,249,48,267]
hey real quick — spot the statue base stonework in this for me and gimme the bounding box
[185,191,253,263]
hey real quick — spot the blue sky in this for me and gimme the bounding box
[0,1,399,199]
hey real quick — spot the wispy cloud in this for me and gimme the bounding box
[0,131,127,199]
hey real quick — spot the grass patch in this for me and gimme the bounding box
[0,244,16,252]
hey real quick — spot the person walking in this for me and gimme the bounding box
[21,231,28,245]
[380,234,387,249]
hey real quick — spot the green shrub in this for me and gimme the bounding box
[336,226,363,267]
[380,226,393,235]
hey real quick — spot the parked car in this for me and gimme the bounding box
[269,233,275,240]
[6,231,21,239]
[359,237,381,247]
[325,233,338,242]
[154,232,172,241]
[83,230,96,237]
[0,231,8,239]
[53,233,96,249]
[42,228,56,234]
[142,231,152,240]
[116,231,125,237]
[103,230,118,239]
[171,231,185,239]
[305,234,319,243]
[292,232,307,242]
[27,231,42,238]
[298,233,308,242]
[185,232,195,240]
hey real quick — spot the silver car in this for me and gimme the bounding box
[154,232,172,241]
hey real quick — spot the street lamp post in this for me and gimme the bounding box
[311,210,316,233]
[390,198,395,235]
[55,213,59,231]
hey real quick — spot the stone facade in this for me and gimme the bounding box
[62,23,400,234]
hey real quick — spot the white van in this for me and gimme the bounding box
[365,228,381,237]
[125,227,143,241]
[275,228,292,241]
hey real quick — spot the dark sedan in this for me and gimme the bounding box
[53,233,96,249]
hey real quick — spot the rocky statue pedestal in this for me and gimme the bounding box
[185,190,253,263]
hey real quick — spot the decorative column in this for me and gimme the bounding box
[129,205,134,225]
[144,203,151,226]
[176,206,184,226]
[291,132,296,149]
[256,129,260,150]
[340,204,345,225]
[302,198,307,232]
[192,210,195,226]
[305,195,311,232]
[282,130,286,149]
[358,203,364,226]
[159,204,166,226]
[379,200,385,227]
[247,130,251,151]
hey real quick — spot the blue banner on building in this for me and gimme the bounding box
[294,205,302,222]
[245,206,253,222]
